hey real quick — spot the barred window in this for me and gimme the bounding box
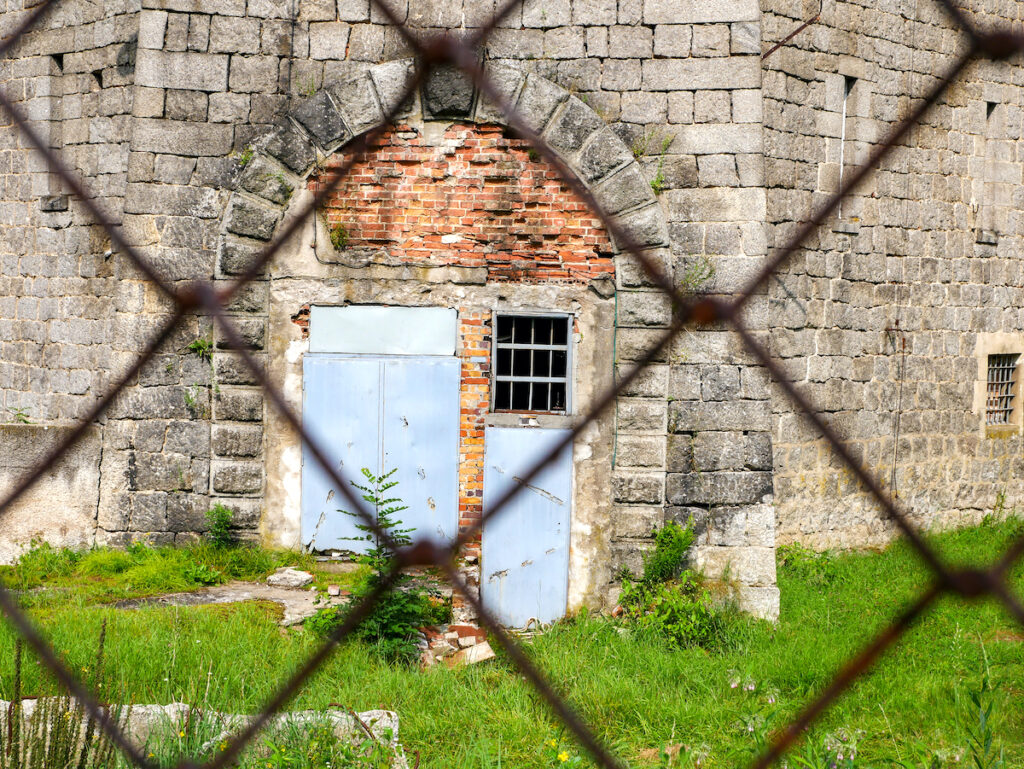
[492,314,571,414]
[986,353,1019,425]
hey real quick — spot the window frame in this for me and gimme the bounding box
[489,311,574,416]
[986,352,1019,427]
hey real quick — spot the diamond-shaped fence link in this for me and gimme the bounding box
[1,0,1024,767]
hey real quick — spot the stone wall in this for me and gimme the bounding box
[0,0,778,618]
[763,0,1024,548]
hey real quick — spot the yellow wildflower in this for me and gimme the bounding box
[547,739,557,748]
[179,731,185,738]
[558,752,569,763]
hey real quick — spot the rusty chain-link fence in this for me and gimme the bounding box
[1,0,1024,766]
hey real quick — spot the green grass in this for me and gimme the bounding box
[2,520,1024,768]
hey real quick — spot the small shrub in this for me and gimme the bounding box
[307,468,450,665]
[205,503,236,548]
[618,519,734,649]
[964,671,1005,769]
[620,573,731,650]
[641,520,694,584]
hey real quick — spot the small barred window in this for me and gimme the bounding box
[986,353,1019,425]
[492,315,571,414]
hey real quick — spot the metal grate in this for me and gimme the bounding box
[0,3,1023,769]
[492,315,570,413]
[986,353,1018,425]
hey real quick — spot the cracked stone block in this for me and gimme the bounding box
[263,122,316,174]
[371,58,417,118]
[330,74,383,135]
[475,63,525,124]
[544,97,603,156]
[593,164,656,215]
[225,195,282,241]
[238,154,295,205]
[422,63,475,118]
[514,74,568,136]
[578,126,634,183]
[290,89,350,149]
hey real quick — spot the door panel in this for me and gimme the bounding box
[301,355,460,553]
[481,428,572,628]
[301,355,381,552]
[382,358,460,545]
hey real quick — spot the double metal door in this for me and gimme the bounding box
[301,355,460,552]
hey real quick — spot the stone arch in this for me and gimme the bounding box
[217,58,669,273]
[210,60,671,615]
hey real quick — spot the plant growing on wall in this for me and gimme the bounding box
[329,222,350,251]
[186,337,214,364]
[3,406,32,424]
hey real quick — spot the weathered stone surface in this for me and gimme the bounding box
[422,64,475,118]
[135,50,228,91]
[666,471,772,506]
[577,127,633,183]
[371,58,417,118]
[267,566,314,588]
[225,195,282,241]
[237,154,295,205]
[212,461,262,494]
[218,239,264,277]
[212,425,263,457]
[214,389,263,422]
[290,90,350,149]
[642,58,760,91]
[0,426,100,563]
[330,74,383,135]
[131,120,234,157]
[593,165,656,215]
[475,63,525,124]
[614,205,670,250]
[643,0,760,24]
[166,494,210,532]
[514,74,568,134]
[669,400,770,432]
[545,97,603,156]
[264,123,317,174]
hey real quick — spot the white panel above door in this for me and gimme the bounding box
[309,306,457,355]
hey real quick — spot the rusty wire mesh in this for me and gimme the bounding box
[2,0,1024,767]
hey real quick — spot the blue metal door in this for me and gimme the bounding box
[481,428,572,628]
[382,358,460,545]
[301,355,459,552]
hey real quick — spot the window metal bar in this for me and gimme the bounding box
[986,353,1018,425]
[494,375,567,383]
[494,343,570,351]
